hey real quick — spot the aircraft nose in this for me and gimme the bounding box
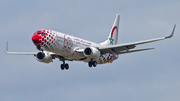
[32,34,41,45]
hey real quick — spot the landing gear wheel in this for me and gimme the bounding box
[92,61,97,67]
[88,62,92,67]
[65,64,69,70]
[60,63,69,70]
[60,58,69,70]
[60,64,65,70]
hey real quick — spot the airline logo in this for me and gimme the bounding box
[109,26,118,45]
[63,35,73,53]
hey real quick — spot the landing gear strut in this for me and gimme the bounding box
[60,59,69,70]
[88,59,97,67]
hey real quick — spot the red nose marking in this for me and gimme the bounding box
[32,34,41,45]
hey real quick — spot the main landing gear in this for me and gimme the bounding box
[60,59,69,70]
[88,59,97,67]
[60,64,69,70]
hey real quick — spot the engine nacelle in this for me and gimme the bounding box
[36,51,53,63]
[83,47,101,59]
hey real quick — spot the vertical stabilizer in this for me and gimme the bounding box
[100,14,120,46]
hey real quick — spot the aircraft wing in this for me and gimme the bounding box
[5,41,37,55]
[5,41,73,61]
[117,48,155,55]
[98,25,176,54]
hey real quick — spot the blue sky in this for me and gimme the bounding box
[1,0,180,101]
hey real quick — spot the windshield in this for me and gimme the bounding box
[34,33,46,35]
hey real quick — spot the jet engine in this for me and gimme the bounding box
[36,51,53,63]
[83,47,101,59]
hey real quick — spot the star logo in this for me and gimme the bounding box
[109,37,114,45]
[109,26,118,45]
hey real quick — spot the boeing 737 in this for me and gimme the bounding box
[5,14,176,70]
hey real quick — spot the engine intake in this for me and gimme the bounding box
[37,52,45,60]
[83,47,100,59]
[36,51,53,63]
[84,47,92,55]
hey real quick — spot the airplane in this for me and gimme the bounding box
[5,14,176,70]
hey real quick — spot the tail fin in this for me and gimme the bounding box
[100,14,120,46]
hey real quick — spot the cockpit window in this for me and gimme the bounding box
[34,33,46,35]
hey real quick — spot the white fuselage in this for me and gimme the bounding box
[34,29,118,64]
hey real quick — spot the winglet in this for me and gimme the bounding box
[165,24,176,39]
[5,41,8,53]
